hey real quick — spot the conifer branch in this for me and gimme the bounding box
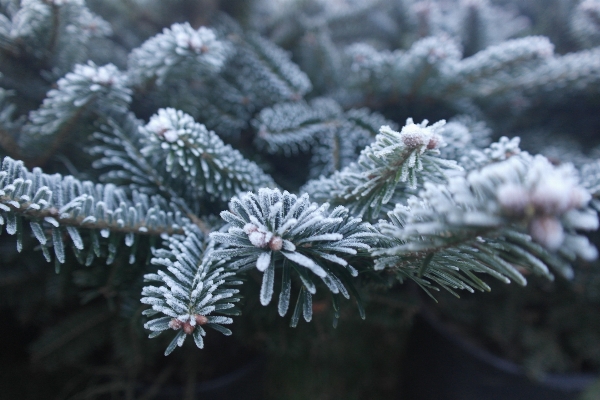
[0,86,23,159]
[211,188,378,325]
[253,98,393,177]
[139,108,276,204]
[141,226,241,355]
[128,15,313,139]
[20,62,131,165]
[571,0,600,48]
[345,35,554,109]
[127,22,231,88]
[91,113,212,234]
[0,0,599,361]
[0,156,187,266]
[442,36,554,96]
[373,152,599,296]
[7,0,112,76]
[304,118,461,220]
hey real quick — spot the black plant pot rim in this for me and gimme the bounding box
[419,308,599,391]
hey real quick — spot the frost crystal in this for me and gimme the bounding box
[78,63,119,86]
[128,23,230,86]
[50,0,84,5]
[396,118,446,151]
[144,109,184,143]
[174,26,215,53]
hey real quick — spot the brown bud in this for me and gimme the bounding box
[248,231,268,248]
[268,236,283,251]
[183,322,195,335]
[195,314,209,326]
[169,318,183,330]
[427,134,442,150]
[243,223,258,234]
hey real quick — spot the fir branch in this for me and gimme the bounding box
[242,31,312,101]
[253,98,393,177]
[90,113,211,233]
[253,98,344,157]
[436,116,492,164]
[217,13,312,102]
[135,15,313,139]
[512,47,600,101]
[8,0,111,75]
[127,22,231,87]
[295,27,344,96]
[345,36,462,105]
[456,0,530,56]
[345,35,555,109]
[139,108,276,204]
[0,156,187,266]
[571,0,600,48]
[141,226,241,355]
[20,61,131,164]
[373,152,599,295]
[0,86,23,159]
[304,118,461,220]
[442,36,554,97]
[211,188,378,325]
[456,135,522,172]
[581,160,600,211]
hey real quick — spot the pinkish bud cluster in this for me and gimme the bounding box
[400,123,442,150]
[400,124,427,148]
[426,134,442,150]
[169,314,209,335]
[496,162,591,250]
[243,223,283,251]
[145,109,182,143]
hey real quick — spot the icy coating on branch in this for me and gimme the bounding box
[140,108,275,202]
[211,188,377,322]
[77,62,126,88]
[24,61,131,139]
[141,227,240,355]
[128,23,231,86]
[374,148,599,293]
[304,118,459,220]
